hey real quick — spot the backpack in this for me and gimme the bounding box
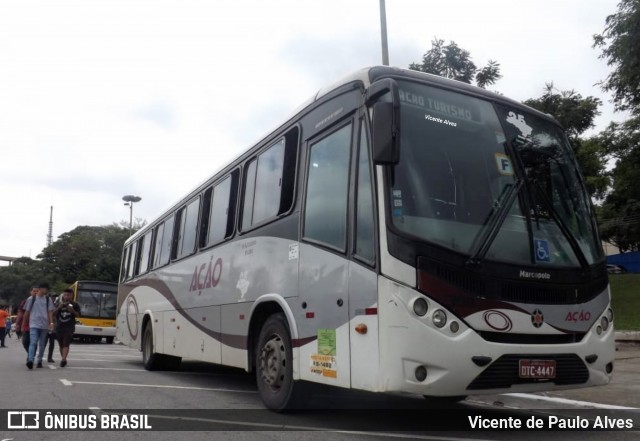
[24,295,51,311]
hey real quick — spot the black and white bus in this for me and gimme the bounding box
[117,66,615,410]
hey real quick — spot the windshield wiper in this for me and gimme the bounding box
[466,180,522,266]
[466,139,528,267]
[530,179,590,272]
[467,136,591,271]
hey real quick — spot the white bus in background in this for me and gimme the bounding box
[117,66,615,410]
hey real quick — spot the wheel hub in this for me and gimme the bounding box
[260,335,284,388]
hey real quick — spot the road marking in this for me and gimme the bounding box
[62,379,257,394]
[60,379,73,386]
[64,357,137,361]
[505,393,638,410]
[64,366,241,376]
[67,367,146,372]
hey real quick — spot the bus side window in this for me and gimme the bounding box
[126,241,138,279]
[304,123,352,251]
[354,119,375,263]
[136,230,153,275]
[176,197,200,260]
[120,246,130,282]
[152,215,175,268]
[242,139,285,230]
[207,174,234,246]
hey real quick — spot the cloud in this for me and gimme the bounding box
[0,0,625,259]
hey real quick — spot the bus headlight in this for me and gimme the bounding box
[606,308,614,322]
[601,316,610,331]
[432,310,447,328]
[413,298,428,317]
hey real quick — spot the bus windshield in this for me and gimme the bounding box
[77,287,118,319]
[390,80,602,267]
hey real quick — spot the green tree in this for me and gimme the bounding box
[524,83,609,199]
[596,117,640,251]
[409,38,502,88]
[524,83,602,140]
[593,0,640,115]
[0,257,48,310]
[593,0,640,251]
[38,224,131,283]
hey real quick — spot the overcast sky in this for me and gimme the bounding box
[0,0,624,261]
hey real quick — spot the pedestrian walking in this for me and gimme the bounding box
[23,282,55,369]
[0,306,9,347]
[55,288,81,367]
[46,292,58,363]
[5,312,12,339]
[16,287,38,353]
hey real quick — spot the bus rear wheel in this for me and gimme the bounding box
[255,313,303,411]
[142,324,161,370]
[142,323,181,371]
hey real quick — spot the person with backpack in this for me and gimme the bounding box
[23,282,55,369]
[16,286,38,353]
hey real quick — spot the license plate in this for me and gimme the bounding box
[519,359,556,379]
[93,328,103,332]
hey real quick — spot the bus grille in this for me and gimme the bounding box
[466,354,589,390]
[478,332,586,344]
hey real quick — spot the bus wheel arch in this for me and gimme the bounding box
[141,314,181,371]
[247,301,284,374]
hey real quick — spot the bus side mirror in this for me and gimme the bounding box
[372,102,399,165]
[366,78,400,165]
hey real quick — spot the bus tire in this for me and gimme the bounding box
[142,324,162,371]
[255,313,302,411]
[106,337,114,344]
[160,354,182,371]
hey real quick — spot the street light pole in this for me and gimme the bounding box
[379,0,389,66]
[122,195,142,236]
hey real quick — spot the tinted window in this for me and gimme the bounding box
[177,198,200,259]
[126,241,138,279]
[242,160,257,230]
[208,176,232,245]
[304,124,352,250]
[153,216,175,268]
[152,223,164,269]
[243,139,285,229]
[355,120,375,262]
[121,246,130,281]
[137,230,153,275]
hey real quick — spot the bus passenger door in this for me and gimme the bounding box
[348,117,380,391]
[298,121,354,388]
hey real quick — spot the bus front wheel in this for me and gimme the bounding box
[255,313,303,411]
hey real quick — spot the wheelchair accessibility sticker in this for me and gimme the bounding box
[534,239,551,263]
